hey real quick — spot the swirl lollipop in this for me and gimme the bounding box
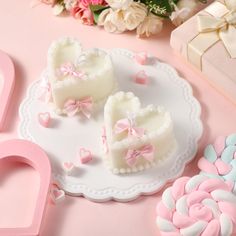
[156,175,236,236]
[198,134,236,192]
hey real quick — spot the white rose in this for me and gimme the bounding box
[136,13,163,37]
[123,2,147,31]
[170,0,198,26]
[106,0,133,10]
[98,8,126,33]
[63,0,77,11]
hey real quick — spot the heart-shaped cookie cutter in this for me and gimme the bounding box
[0,50,15,131]
[0,139,51,236]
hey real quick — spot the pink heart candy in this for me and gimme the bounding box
[79,148,92,164]
[62,162,74,173]
[38,112,51,128]
[134,52,148,65]
[134,70,149,85]
[50,186,65,204]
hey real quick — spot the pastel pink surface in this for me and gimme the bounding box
[0,50,15,131]
[1,1,236,236]
[0,139,51,236]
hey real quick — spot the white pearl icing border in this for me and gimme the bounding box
[105,140,178,175]
[18,48,202,202]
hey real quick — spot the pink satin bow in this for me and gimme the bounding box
[59,62,85,78]
[125,144,155,167]
[114,118,145,137]
[64,97,93,118]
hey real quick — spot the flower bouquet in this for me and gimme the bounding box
[36,0,207,37]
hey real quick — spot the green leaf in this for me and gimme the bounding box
[89,4,109,24]
[140,0,175,17]
[90,4,108,12]
[93,11,101,24]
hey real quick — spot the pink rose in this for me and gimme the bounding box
[80,8,94,25]
[71,0,107,25]
[71,5,94,25]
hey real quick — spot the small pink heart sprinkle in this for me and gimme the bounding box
[38,112,51,128]
[134,52,148,65]
[134,70,149,85]
[234,152,236,159]
[50,187,65,204]
[79,148,92,164]
[62,162,74,173]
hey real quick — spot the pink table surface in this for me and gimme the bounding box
[0,1,235,235]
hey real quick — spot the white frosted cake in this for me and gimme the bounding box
[46,37,116,115]
[103,92,177,174]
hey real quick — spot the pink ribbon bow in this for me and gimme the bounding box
[58,62,85,79]
[125,144,155,167]
[64,97,93,118]
[114,118,145,137]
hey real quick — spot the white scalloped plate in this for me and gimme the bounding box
[18,48,202,202]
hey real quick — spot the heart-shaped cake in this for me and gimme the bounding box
[45,37,117,115]
[103,92,177,174]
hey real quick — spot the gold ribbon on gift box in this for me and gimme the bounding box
[187,0,236,70]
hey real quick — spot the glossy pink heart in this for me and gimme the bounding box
[0,50,15,131]
[79,148,92,164]
[38,112,51,128]
[50,187,65,204]
[134,70,149,85]
[62,162,74,173]
[0,139,51,236]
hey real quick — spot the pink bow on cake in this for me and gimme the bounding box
[64,97,93,118]
[59,62,85,79]
[114,118,145,137]
[125,144,155,167]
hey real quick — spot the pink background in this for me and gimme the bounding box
[0,1,235,235]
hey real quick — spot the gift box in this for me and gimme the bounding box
[170,0,236,104]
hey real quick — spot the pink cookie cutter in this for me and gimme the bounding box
[0,50,15,131]
[0,139,51,236]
